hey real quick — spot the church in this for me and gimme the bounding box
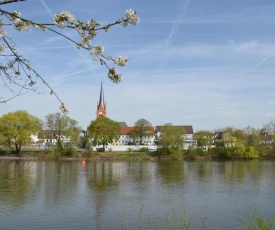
[93,82,195,151]
[96,82,107,118]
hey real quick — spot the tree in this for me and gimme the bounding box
[87,117,121,151]
[193,130,213,150]
[0,110,41,154]
[44,112,80,154]
[244,126,261,147]
[158,123,186,153]
[130,118,154,145]
[0,1,139,111]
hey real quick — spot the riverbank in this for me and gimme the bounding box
[1,149,275,161]
[0,151,161,161]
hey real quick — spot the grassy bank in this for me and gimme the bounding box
[1,148,275,161]
[0,149,159,161]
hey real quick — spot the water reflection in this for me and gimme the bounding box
[40,161,80,207]
[0,160,275,230]
[157,161,185,183]
[0,160,39,209]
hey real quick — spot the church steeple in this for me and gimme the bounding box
[96,82,107,118]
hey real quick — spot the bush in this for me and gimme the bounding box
[139,147,149,153]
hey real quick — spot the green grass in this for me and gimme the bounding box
[241,206,275,230]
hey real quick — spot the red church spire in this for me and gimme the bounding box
[96,82,107,118]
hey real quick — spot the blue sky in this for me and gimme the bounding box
[1,0,275,131]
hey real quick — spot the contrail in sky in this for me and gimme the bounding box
[254,55,271,69]
[159,0,191,71]
[39,0,99,81]
[165,0,191,45]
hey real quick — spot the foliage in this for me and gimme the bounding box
[0,110,41,154]
[210,126,262,159]
[193,130,213,150]
[139,147,149,153]
[157,123,186,154]
[44,112,80,155]
[0,1,139,111]
[185,148,209,160]
[130,118,154,144]
[87,117,121,151]
[241,206,275,230]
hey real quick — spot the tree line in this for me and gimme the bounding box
[1,110,275,159]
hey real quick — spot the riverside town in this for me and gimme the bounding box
[1,82,275,160]
[1,1,275,229]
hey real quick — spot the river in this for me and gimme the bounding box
[0,159,275,229]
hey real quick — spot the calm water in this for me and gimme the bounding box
[0,159,275,230]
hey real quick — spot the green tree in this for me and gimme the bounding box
[0,1,139,111]
[244,126,261,158]
[193,130,213,150]
[158,123,186,154]
[87,117,121,151]
[44,112,80,154]
[130,118,154,145]
[0,110,41,154]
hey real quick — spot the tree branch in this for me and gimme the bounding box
[0,0,25,5]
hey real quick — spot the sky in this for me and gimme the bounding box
[1,0,275,131]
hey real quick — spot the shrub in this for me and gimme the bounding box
[139,147,149,153]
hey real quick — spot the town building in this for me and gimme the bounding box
[96,82,107,118]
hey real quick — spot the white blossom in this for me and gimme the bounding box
[108,68,123,83]
[80,32,96,46]
[0,27,7,37]
[9,11,21,23]
[33,24,40,30]
[90,45,104,55]
[14,21,30,31]
[54,10,76,28]
[59,103,68,114]
[0,45,4,52]
[123,9,140,26]
[113,56,128,66]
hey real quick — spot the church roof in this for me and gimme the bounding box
[97,81,105,110]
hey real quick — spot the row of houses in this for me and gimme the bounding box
[30,83,196,151]
[30,124,196,151]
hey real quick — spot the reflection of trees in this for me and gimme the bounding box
[224,160,262,184]
[196,163,211,179]
[85,162,121,228]
[41,161,79,206]
[0,161,39,209]
[86,162,120,192]
[157,161,185,183]
[126,161,153,184]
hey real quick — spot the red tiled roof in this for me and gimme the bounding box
[121,127,134,135]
